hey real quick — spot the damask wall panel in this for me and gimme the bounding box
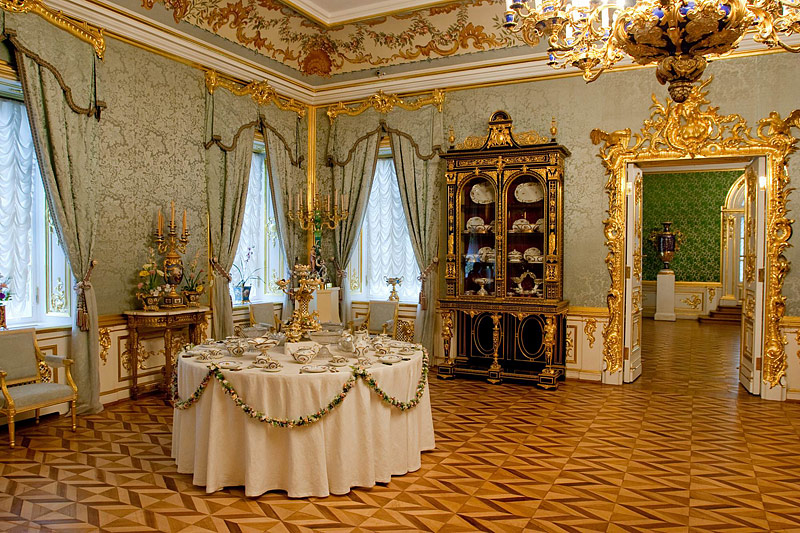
[642,171,741,282]
[93,38,208,315]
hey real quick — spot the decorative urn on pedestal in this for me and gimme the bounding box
[649,222,684,271]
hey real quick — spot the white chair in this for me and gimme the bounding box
[351,300,400,336]
[0,328,78,448]
[250,302,281,332]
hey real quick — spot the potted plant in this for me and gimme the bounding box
[137,248,165,311]
[0,273,11,330]
[231,246,262,304]
[182,250,206,307]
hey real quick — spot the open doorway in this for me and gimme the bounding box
[624,159,766,396]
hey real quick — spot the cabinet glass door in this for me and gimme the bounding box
[460,176,497,296]
[505,173,545,298]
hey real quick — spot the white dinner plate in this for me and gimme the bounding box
[514,181,543,203]
[218,361,242,370]
[300,364,328,373]
[329,360,349,367]
[379,354,403,364]
[260,367,282,373]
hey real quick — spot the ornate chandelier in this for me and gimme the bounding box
[503,0,800,101]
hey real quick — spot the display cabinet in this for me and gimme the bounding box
[439,111,569,387]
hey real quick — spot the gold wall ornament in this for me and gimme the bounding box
[99,327,111,365]
[591,77,799,386]
[709,287,716,302]
[681,295,703,309]
[326,89,445,121]
[0,0,106,59]
[204,70,306,118]
[584,318,597,349]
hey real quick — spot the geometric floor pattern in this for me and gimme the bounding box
[3,319,800,532]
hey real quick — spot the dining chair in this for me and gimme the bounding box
[351,300,400,337]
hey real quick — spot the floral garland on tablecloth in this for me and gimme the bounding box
[170,350,429,428]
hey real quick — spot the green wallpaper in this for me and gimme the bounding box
[642,171,741,282]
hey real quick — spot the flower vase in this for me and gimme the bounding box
[183,290,201,307]
[653,222,676,270]
[0,303,6,330]
[234,285,251,304]
[138,293,161,311]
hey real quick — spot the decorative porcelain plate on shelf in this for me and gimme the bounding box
[470,182,494,204]
[512,218,534,233]
[524,247,543,263]
[535,218,546,232]
[466,216,485,231]
[514,182,543,203]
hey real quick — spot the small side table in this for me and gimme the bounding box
[123,306,209,401]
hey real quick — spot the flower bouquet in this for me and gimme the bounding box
[137,248,165,311]
[0,273,11,329]
[182,250,206,307]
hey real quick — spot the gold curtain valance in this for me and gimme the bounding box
[327,120,445,168]
[326,89,445,122]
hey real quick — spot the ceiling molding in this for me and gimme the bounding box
[43,0,800,108]
[282,0,459,27]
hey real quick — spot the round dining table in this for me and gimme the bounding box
[171,341,435,498]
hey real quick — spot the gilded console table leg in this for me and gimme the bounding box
[488,313,503,384]
[538,315,560,390]
[437,309,455,380]
[163,327,173,403]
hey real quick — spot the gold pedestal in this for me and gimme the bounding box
[277,264,323,339]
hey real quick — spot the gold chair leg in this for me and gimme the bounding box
[8,416,14,448]
[70,400,76,431]
[35,409,40,424]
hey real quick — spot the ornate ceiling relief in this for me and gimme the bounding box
[140,0,514,76]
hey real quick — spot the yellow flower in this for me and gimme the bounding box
[196,285,204,293]
[138,270,149,277]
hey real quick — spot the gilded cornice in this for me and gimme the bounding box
[204,70,306,118]
[591,77,800,386]
[0,0,105,59]
[326,89,445,121]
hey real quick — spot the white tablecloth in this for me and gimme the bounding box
[171,344,435,497]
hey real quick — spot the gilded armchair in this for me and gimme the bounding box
[0,328,78,448]
[350,300,400,336]
[250,302,281,332]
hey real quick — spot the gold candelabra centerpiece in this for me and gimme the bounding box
[276,264,323,342]
[502,0,800,102]
[384,276,403,301]
[155,201,190,308]
[288,192,349,230]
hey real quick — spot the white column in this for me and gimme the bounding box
[654,269,676,321]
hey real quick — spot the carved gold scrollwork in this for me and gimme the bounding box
[99,327,111,365]
[0,0,106,59]
[709,287,716,302]
[327,89,444,121]
[591,78,799,385]
[584,318,597,349]
[205,70,306,117]
[38,360,52,383]
[121,334,186,371]
[681,295,703,310]
[566,328,575,363]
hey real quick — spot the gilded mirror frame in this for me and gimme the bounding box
[591,78,800,388]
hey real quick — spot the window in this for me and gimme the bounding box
[0,98,72,327]
[349,157,421,302]
[230,142,287,303]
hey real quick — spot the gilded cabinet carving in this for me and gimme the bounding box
[439,111,569,387]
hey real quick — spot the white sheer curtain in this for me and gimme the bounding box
[0,99,37,320]
[362,158,421,301]
[231,150,265,299]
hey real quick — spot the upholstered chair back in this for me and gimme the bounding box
[0,328,39,384]
[368,301,399,332]
[250,302,277,326]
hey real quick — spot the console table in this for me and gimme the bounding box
[123,307,209,400]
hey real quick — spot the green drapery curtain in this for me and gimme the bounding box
[205,89,256,339]
[386,107,445,351]
[329,112,382,322]
[7,14,104,413]
[261,114,304,320]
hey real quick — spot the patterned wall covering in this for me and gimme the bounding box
[642,171,742,282]
[140,0,514,77]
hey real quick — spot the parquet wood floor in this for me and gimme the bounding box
[3,319,800,532]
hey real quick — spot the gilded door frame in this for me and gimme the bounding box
[590,78,800,389]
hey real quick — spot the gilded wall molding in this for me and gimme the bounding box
[1,0,105,59]
[204,70,306,118]
[584,318,597,349]
[591,78,800,386]
[99,327,110,365]
[326,89,445,121]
